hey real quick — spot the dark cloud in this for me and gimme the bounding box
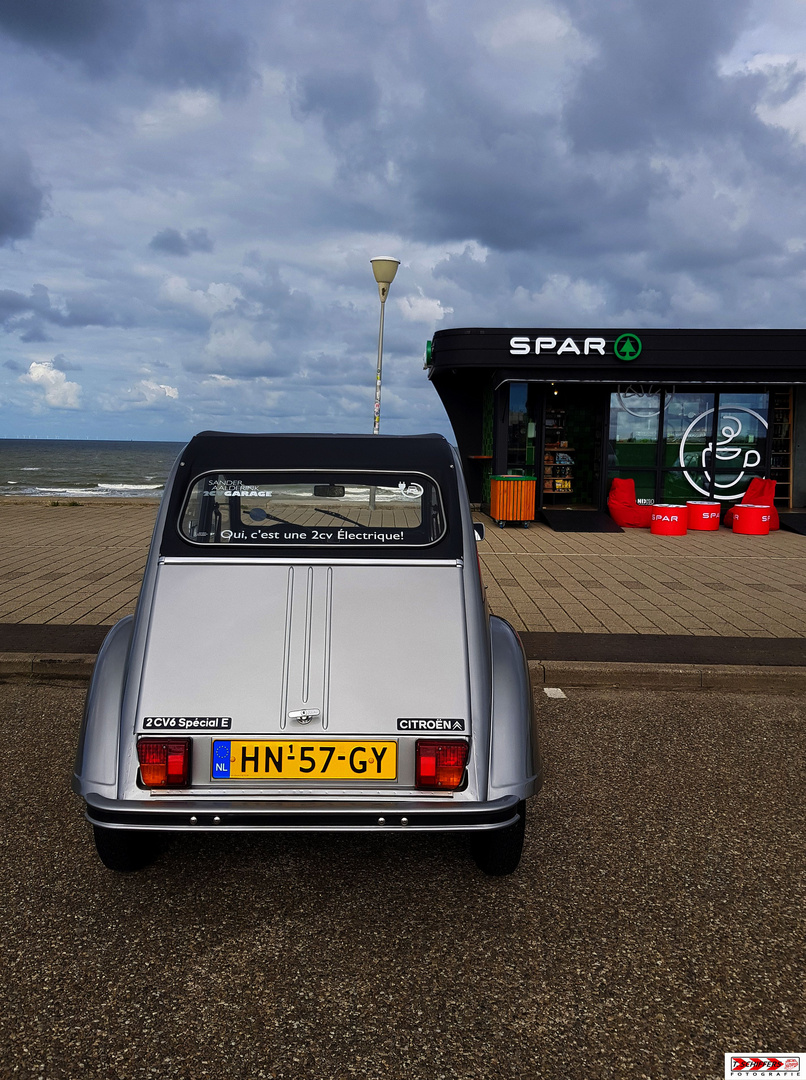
[187,228,213,252]
[0,284,49,323]
[149,227,214,255]
[293,70,386,174]
[136,7,254,97]
[2,358,22,370]
[52,353,82,371]
[0,284,129,332]
[296,71,378,128]
[0,0,120,48]
[0,0,253,93]
[561,0,752,151]
[0,0,143,76]
[0,142,46,245]
[18,320,51,342]
[266,0,806,271]
[149,228,188,255]
[58,294,125,327]
[759,60,806,108]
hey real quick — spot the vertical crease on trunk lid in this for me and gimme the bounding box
[279,566,295,729]
[322,566,333,730]
[302,566,314,703]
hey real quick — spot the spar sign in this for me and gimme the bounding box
[509,334,643,358]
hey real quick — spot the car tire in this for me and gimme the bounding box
[471,801,526,876]
[93,825,163,872]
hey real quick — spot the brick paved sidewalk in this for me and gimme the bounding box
[2,499,806,639]
[1,500,157,626]
[478,513,806,638]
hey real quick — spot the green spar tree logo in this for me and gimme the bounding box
[614,333,642,361]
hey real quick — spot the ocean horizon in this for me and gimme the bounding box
[0,438,184,499]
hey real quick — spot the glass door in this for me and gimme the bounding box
[506,382,538,476]
[708,392,769,501]
[662,391,715,501]
[543,386,603,507]
[504,383,604,508]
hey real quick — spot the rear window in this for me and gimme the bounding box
[179,471,446,547]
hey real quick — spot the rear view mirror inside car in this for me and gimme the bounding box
[314,485,346,498]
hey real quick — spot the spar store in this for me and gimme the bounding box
[425,328,806,516]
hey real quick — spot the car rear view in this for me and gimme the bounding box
[74,433,541,874]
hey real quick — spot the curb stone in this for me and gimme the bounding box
[0,653,96,682]
[1,653,804,692]
[529,659,806,693]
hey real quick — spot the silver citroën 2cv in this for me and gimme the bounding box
[73,432,542,874]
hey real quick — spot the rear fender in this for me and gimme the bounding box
[487,615,542,800]
[72,616,133,800]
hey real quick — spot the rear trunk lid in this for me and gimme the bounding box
[136,560,471,738]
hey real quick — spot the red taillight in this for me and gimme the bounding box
[415,740,468,790]
[137,738,191,787]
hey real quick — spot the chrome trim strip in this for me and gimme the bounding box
[159,557,462,567]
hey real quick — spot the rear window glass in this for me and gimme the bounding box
[179,472,446,547]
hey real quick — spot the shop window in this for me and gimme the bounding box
[608,389,771,507]
[608,389,661,469]
[507,383,537,474]
[664,391,714,469]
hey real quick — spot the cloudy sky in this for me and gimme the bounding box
[2,0,806,441]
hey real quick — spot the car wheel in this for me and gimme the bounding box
[471,801,526,876]
[92,825,163,872]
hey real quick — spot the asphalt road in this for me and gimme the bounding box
[1,683,804,1080]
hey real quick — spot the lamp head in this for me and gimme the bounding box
[370,256,400,302]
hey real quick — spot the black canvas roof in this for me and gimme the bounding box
[159,431,464,560]
[173,430,456,475]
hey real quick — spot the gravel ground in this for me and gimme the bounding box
[1,683,804,1080]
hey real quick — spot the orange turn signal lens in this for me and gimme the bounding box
[137,738,191,787]
[415,740,468,790]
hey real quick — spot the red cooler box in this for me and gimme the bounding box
[650,505,688,536]
[687,501,720,531]
[732,504,771,536]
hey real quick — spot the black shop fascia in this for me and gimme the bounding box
[425,327,806,513]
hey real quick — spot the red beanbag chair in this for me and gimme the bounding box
[607,478,652,528]
[722,477,779,530]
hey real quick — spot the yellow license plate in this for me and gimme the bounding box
[212,740,397,781]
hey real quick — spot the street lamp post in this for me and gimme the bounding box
[370,257,399,435]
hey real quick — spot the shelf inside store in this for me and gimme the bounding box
[770,391,793,508]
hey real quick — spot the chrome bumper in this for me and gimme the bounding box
[84,793,523,832]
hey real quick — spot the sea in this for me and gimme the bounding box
[0,439,184,499]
